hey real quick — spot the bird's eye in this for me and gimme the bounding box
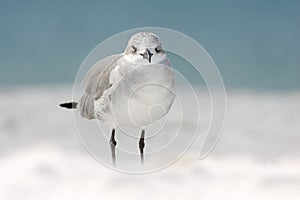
[131,45,137,53]
[155,46,163,53]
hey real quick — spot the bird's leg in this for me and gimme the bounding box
[109,129,117,166]
[139,129,145,164]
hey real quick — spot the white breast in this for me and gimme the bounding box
[94,60,175,128]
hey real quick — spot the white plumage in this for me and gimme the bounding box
[79,32,175,128]
[62,32,176,165]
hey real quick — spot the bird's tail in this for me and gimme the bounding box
[59,102,78,109]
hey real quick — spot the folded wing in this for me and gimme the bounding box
[79,54,120,119]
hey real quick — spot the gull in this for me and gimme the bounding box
[60,32,175,165]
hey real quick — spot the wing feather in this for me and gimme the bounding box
[79,54,120,119]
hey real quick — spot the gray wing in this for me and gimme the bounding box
[79,54,120,119]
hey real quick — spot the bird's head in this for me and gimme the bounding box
[124,32,166,64]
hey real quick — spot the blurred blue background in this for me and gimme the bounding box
[0,0,299,89]
[1,2,300,199]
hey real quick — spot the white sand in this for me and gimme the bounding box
[0,86,299,200]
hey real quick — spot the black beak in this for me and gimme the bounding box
[140,48,153,63]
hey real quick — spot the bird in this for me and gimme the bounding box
[60,32,175,165]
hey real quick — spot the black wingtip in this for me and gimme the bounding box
[59,102,78,109]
